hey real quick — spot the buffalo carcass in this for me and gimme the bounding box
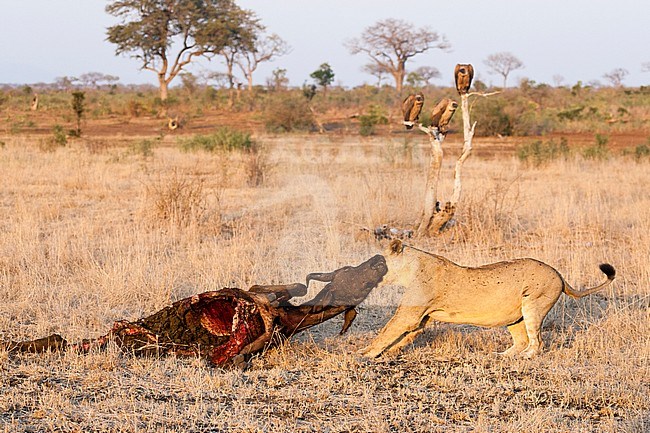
[4,255,387,367]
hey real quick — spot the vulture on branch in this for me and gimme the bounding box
[430,98,459,135]
[402,92,425,129]
[454,64,474,95]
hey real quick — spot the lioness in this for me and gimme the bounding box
[362,240,615,358]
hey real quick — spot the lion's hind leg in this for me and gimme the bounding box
[520,295,557,358]
[360,306,429,358]
[498,320,529,356]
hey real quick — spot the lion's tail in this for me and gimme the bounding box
[563,263,616,299]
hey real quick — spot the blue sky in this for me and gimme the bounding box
[1,0,648,88]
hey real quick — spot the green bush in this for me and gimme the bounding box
[180,128,253,152]
[582,134,610,161]
[633,141,650,161]
[517,137,571,167]
[52,124,68,146]
[557,105,585,121]
[473,98,512,137]
[263,94,315,133]
[622,138,650,162]
[358,104,388,136]
[128,138,155,158]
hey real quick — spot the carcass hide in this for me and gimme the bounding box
[4,255,387,367]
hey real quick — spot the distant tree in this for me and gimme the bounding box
[302,82,317,101]
[202,71,230,89]
[552,74,565,87]
[78,72,120,89]
[362,63,389,87]
[236,33,291,91]
[219,12,262,105]
[180,72,199,95]
[406,66,441,87]
[484,52,524,88]
[54,76,78,91]
[105,0,257,101]
[347,19,449,94]
[603,68,629,87]
[71,91,85,137]
[266,68,289,91]
[310,63,335,95]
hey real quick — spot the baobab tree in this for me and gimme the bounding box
[346,18,450,94]
[106,0,257,101]
[484,52,524,88]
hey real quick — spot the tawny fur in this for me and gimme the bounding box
[361,240,615,359]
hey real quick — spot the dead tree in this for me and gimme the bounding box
[413,83,498,236]
[414,94,474,236]
[3,255,387,367]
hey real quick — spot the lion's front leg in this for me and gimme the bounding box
[360,306,430,358]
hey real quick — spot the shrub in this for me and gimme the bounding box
[147,171,206,227]
[52,125,68,146]
[557,105,585,121]
[245,144,270,187]
[263,94,315,133]
[38,125,68,152]
[71,91,85,137]
[179,128,253,152]
[582,134,610,161]
[517,138,571,167]
[358,105,388,136]
[473,98,512,136]
[622,138,650,162]
[633,141,650,161]
[128,138,155,158]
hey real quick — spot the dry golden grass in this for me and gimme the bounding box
[0,134,648,432]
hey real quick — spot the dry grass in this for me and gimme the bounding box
[0,134,648,432]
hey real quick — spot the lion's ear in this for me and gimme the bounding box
[388,239,404,255]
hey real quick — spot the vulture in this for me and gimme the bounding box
[402,92,425,129]
[454,64,474,95]
[430,98,459,135]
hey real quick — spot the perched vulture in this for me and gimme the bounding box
[454,64,474,95]
[402,92,425,129]
[430,98,459,135]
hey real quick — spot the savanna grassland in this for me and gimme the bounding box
[1,129,648,433]
[1,83,649,432]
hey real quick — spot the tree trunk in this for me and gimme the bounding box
[416,134,443,236]
[159,75,169,101]
[393,68,405,94]
[246,72,254,92]
[416,93,475,236]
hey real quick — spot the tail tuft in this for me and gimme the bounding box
[599,263,616,280]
